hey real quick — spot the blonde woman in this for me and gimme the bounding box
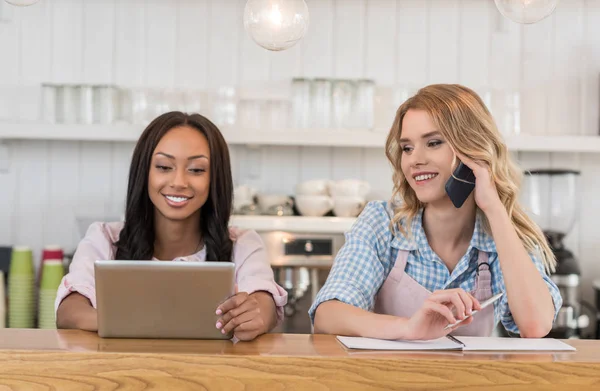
[309,84,561,340]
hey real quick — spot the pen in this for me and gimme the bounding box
[443,292,504,331]
[446,334,465,347]
[443,310,479,331]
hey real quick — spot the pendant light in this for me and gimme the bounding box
[494,0,560,24]
[4,0,40,6]
[243,0,310,51]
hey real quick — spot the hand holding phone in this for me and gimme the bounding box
[445,161,476,208]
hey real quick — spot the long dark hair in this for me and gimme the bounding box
[114,111,234,262]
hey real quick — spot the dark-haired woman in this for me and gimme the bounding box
[55,112,287,341]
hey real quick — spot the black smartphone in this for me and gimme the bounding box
[445,162,475,208]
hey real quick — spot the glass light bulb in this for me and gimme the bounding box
[4,0,40,6]
[243,0,310,52]
[494,0,560,24]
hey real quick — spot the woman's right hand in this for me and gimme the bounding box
[404,289,481,340]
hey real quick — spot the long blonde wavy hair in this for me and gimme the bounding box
[385,84,556,273]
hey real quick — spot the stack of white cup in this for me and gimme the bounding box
[295,179,370,217]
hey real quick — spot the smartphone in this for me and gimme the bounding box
[443,292,504,330]
[445,162,476,208]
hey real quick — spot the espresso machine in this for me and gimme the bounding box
[521,169,589,338]
[258,230,346,334]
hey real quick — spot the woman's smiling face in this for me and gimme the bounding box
[148,126,211,222]
[399,109,455,204]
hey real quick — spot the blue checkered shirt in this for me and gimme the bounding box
[308,201,562,334]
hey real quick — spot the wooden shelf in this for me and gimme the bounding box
[1,123,600,153]
[230,215,355,234]
[504,133,600,153]
[0,123,386,146]
[0,123,143,142]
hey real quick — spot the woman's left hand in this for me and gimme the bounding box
[453,151,503,214]
[215,291,268,341]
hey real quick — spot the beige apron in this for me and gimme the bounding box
[374,249,495,336]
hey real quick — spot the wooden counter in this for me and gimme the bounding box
[0,329,599,390]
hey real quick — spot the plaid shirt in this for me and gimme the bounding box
[308,201,562,334]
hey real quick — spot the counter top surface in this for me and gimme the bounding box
[1,329,599,390]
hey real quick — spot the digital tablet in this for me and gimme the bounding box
[95,260,235,339]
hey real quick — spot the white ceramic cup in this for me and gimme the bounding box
[256,194,293,213]
[295,179,332,196]
[329,179,371,198]
[333,196,366,217]
[234,185,257,211]
[295,195,334,217]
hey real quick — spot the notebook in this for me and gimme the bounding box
[336,336,576,352]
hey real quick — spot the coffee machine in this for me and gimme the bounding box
[521,169,589,338]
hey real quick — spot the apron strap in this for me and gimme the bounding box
[393,248,492,302]
[392,248,411,272]
[473,251,492,301]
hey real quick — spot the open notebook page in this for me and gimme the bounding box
[336,336,461,350]
[336,336,576,351]
[458,337,576,351]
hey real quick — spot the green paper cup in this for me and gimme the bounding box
[40,260,64,290]
[9,246,34,276]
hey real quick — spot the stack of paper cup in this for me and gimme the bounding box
[0,271,5,328]
[38,245,64,286]
[8,246,35,328]
[38,260,64,329]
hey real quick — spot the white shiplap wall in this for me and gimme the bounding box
[0,0,600,308]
